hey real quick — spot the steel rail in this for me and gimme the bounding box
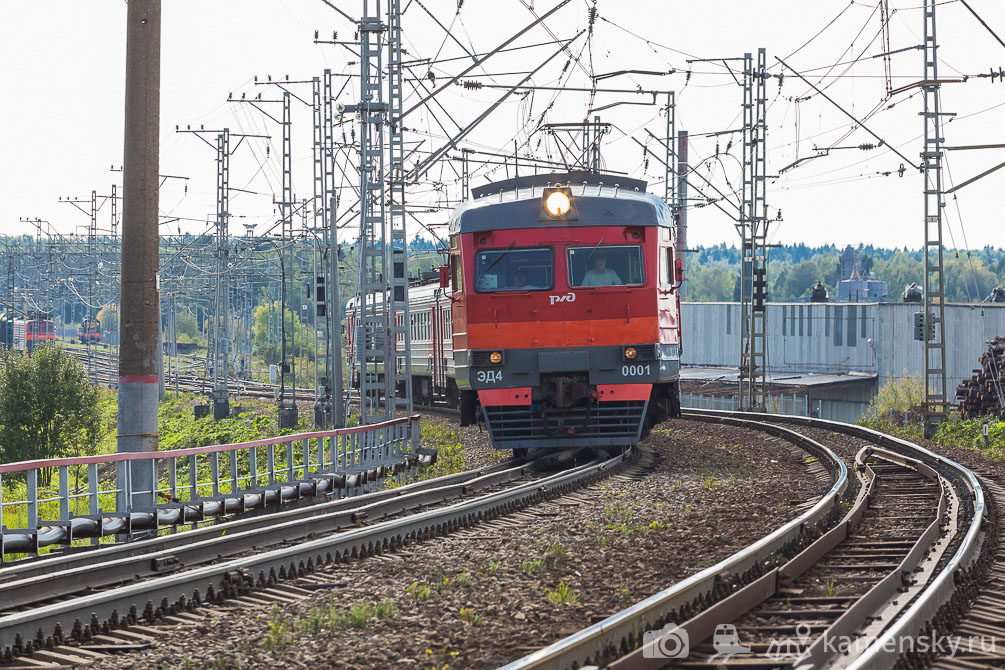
[0,452,573,609]
[610,446,951,669]
[0,450,510,581]
[791,419,985,670]
[722,412,986,670]
[0,448,629,659]
[497,413,849,670]
[497,410,986,670]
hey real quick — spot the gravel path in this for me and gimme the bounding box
[87,419,831,670]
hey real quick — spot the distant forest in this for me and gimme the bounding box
[686,244,1005,303]
[406,237,1005,303]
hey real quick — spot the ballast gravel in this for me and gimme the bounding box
[87,419,830,670]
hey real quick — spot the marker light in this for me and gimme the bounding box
[490,351,503,364]
[624,347,637,360]
[544,190,572,217]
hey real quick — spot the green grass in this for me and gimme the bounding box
[545,579,580,605]
[264,599,395,649]
[385,422,466,488]
[933,415,1005,457]
[521,559,545,574]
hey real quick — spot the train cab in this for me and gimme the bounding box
[447,172,682,450]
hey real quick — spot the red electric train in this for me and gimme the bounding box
[348,172,682,451]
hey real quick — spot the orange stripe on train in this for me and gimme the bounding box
[466,317,659,349]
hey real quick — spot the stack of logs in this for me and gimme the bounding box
[956,336,1005,419]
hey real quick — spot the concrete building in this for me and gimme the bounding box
[681,301,1005,422]
[836,245,888,302]
[836,274,888,302]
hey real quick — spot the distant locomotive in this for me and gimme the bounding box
[0,310,55,353]
[347,172,683,451]
[78,319,102,344]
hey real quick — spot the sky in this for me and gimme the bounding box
[1,0,1004,251]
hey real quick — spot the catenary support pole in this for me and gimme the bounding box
[676,130,688,300]
[117,0,161,511]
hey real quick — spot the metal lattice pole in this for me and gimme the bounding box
[355,3,385,423]
[922,0,948,434]
[387,0,413,419]
[278,91,298,428]
[323,69,346,428]
[349,0,412,424]
[676,129,688,303]
[312,77,327,426]
[737,49,769,411]
[664,92,676,205]
[211,129,231,420]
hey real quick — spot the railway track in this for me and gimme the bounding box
[0,409,843,668]
[0,445,630,665]
[500,410,994,670]
[0,397,997,669]
[68,346,318,401]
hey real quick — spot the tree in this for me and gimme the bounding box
[859,252,874,276]
[175,310,202,344]
[252,301,316,364]
[0,345,103,483]
[873,252,922,301]
[96,304,119,333]
[684,263,736,301]
[783,261,818,300]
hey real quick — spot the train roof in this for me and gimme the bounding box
[451,172,672,236]
[345,280,450,311]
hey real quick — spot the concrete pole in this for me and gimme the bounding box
[117,0,161,511]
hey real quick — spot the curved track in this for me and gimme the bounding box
[0,406,995,670]
[499,410,991,670]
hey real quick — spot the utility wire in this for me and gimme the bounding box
[776,55,920,171]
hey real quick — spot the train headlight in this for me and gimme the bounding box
[624,346,638,360]
[490,351,503,364]
[545,191,571,216]
[540,187,577,222]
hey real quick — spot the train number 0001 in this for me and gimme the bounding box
[476,370,503,383]
[622,364,651,377]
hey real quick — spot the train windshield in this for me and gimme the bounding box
[568,245,645,287]
[474,247,553,292]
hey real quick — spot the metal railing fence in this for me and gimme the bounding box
[0,415,420,557]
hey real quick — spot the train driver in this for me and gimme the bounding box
[581,253,622,286]
[508,270,543,290]
[510,271,529,288]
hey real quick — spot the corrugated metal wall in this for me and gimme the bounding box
[682,302,1005,391]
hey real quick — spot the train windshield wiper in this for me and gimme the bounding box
[584,237,606,263]
[483,241,517,274]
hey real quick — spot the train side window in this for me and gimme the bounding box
[451,255,463,292]
[664,247,674,285]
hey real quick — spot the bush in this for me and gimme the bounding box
[0,345,103,482]
[934,415,1005,457]
[857,373,925,438]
